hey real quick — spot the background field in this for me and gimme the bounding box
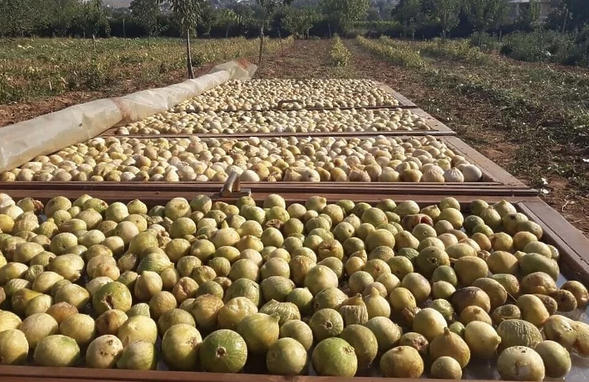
[1,37,588,233]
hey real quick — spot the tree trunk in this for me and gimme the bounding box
[186,31,194,79]
[328,23,332,38]
[258,26,265,67]
[277,28,284,57]
[123,18,126,38]
[226,24,230,38]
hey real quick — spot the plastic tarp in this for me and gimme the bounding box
[0,59,257,174]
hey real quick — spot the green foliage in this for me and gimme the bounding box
[421,0,461,37]
[469,32,501,52]
[353,20,402,37]
[170,0,202,34]
[321,0,371,35]
[257,0,295,28]
[462,0,510,32]
[0,0,110,37]
[392,0,423,38]
[218,9,243,37]
[546,0,589,33]
[514,0,541,31]
[49,0,87,37]
[568,25,589,66]
[500,30,574,63]
[422,38,491,64]
[284,7,320,38]
[0,0,38,36]
[130,0,162,37]
[199,1,218,36]
[330,35,351,66]
[83,0,111,37]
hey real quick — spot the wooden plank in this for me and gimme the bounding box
[183,104,419,114]
[101,107,456,138]
[0,180,510,190]
[0,367,285,382]
[518,200,589,285]
[444,136,529,188]
[0,181,538,199]
[100,130,456,138]
[375,81,417,107]
[410,109,455,133]
[0,188,538,205]
[0,378,128,382]
[0,368,500,382]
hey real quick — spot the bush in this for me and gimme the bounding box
[422,38,490,64]
[330,36,351,67]
[501,30,574,63]
[469,32,501,52]
[358,36,424,68]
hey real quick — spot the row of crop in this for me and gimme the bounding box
[330,36,352,67]
[356,37,424,69]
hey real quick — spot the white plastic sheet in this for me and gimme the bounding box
[0,59,257,173]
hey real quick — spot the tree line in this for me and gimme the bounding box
[0,0,588,40]
[0,0,110,38]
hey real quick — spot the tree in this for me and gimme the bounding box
[516,0,541,31]
[170,0,204,79]
[575,25,589,64]
[0,0,36,36]
[283,7,320,38]
[374,0,396,20]
[256,0,294,66]
[130,0,161,40]
[462,0,509,33]
[48,0,85,37]
[422,0,461,38]
[393,0,423,39]
[83,0,111,38]
[321,0,371,35]
[199,1,217,37]
[546,0,589,33]
[366,7,381,21]
[218,9,241,38]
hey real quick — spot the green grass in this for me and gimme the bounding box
[0,37,291,104]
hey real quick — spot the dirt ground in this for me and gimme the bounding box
[1,39,586,233]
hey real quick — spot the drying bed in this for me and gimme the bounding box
[109,108,435,137]
[169,79,406,113]
[0,192,587,382]
[101,106,455,138]
[0,136,529,195]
